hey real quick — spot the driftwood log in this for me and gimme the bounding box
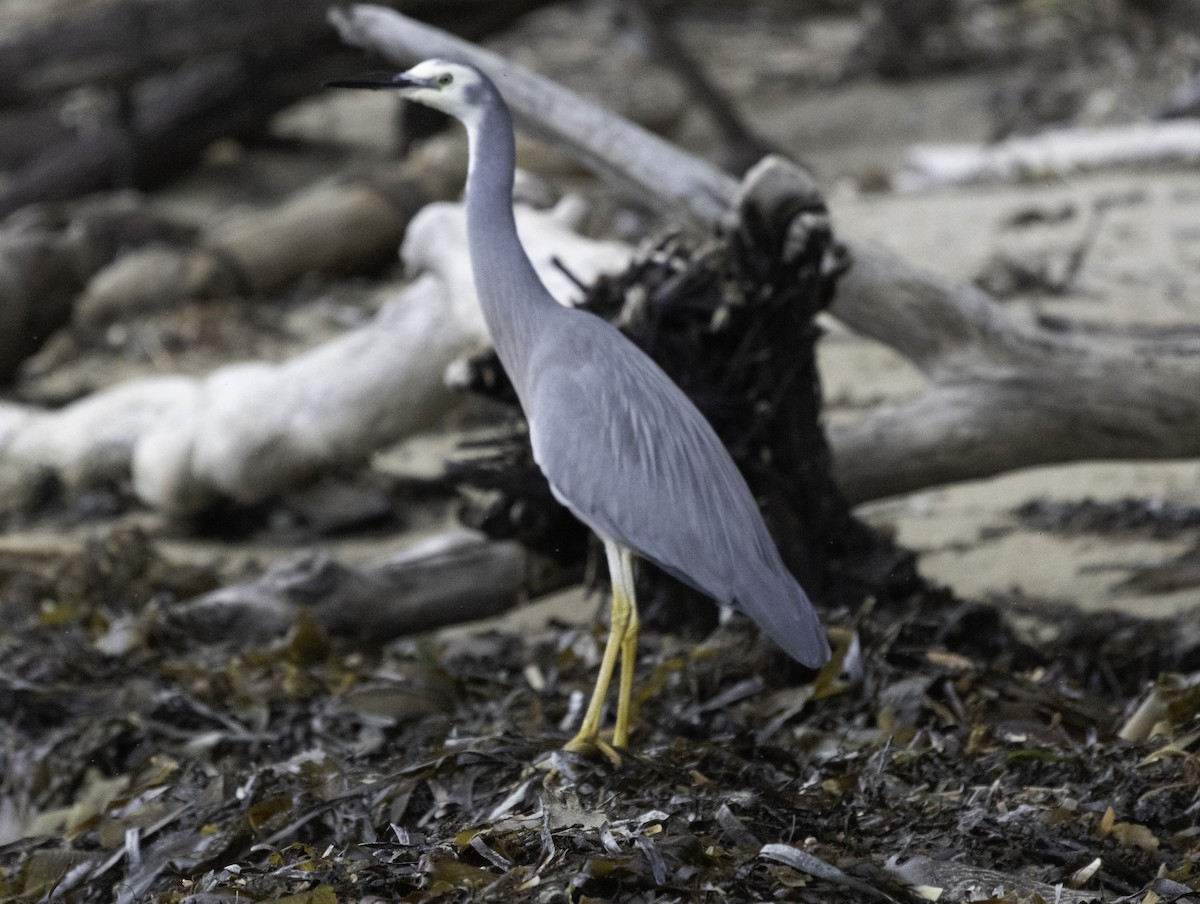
[0,375,197,491]
[332,5,1200,503]
[0,199,633,513]
[170,529,525,645]
[131,199,631,514]
[897,119,1200,190]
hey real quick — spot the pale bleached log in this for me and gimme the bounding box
[1,199,631,512]
[3,269,472,511]
[825,246,1200,501]
[131,199,632,513]
[330,7,1200,503]
[131,273,474,513]
[0,376,199,488]
[171,528,525,644]
[897,119,1200,190]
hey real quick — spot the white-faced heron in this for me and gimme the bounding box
[327,60,830,759]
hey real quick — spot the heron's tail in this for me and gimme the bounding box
[733,566,830,668]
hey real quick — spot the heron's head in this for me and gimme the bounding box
[325,59,489,126]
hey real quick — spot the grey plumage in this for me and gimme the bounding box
[328,60,829,752]
[527,322,828,665]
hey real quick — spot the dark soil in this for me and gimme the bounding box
[1,526,1198,902]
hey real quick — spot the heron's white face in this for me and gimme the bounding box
[397,60,487,126]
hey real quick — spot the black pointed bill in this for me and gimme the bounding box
[323,71,431,91]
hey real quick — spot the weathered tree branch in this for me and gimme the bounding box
[171,529,526,644]
[825,248,1200,500]
[0,199,633,514]
[897,120,1200,190]
[332,5,1200,502]
[329,5,737,231]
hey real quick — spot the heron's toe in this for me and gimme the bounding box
[562,733,623,767]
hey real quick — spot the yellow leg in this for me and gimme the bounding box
[611,546,639,750]
[563,540,638,760]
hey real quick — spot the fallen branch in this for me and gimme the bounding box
[0,375,198,488]
[897,119,1200,190]
[131,199,631,514]
[0,199,633,513]
[170,529,525,644]
[329,5,737,231]
[332,5,1200,502]
[825,251,1200,500]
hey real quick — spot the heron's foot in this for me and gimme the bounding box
[562,731,623,767]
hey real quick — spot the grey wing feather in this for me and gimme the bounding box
[527,319,829,667]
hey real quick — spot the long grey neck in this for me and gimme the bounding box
[463,92,557,400]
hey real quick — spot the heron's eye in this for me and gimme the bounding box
[437,73,453,87]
